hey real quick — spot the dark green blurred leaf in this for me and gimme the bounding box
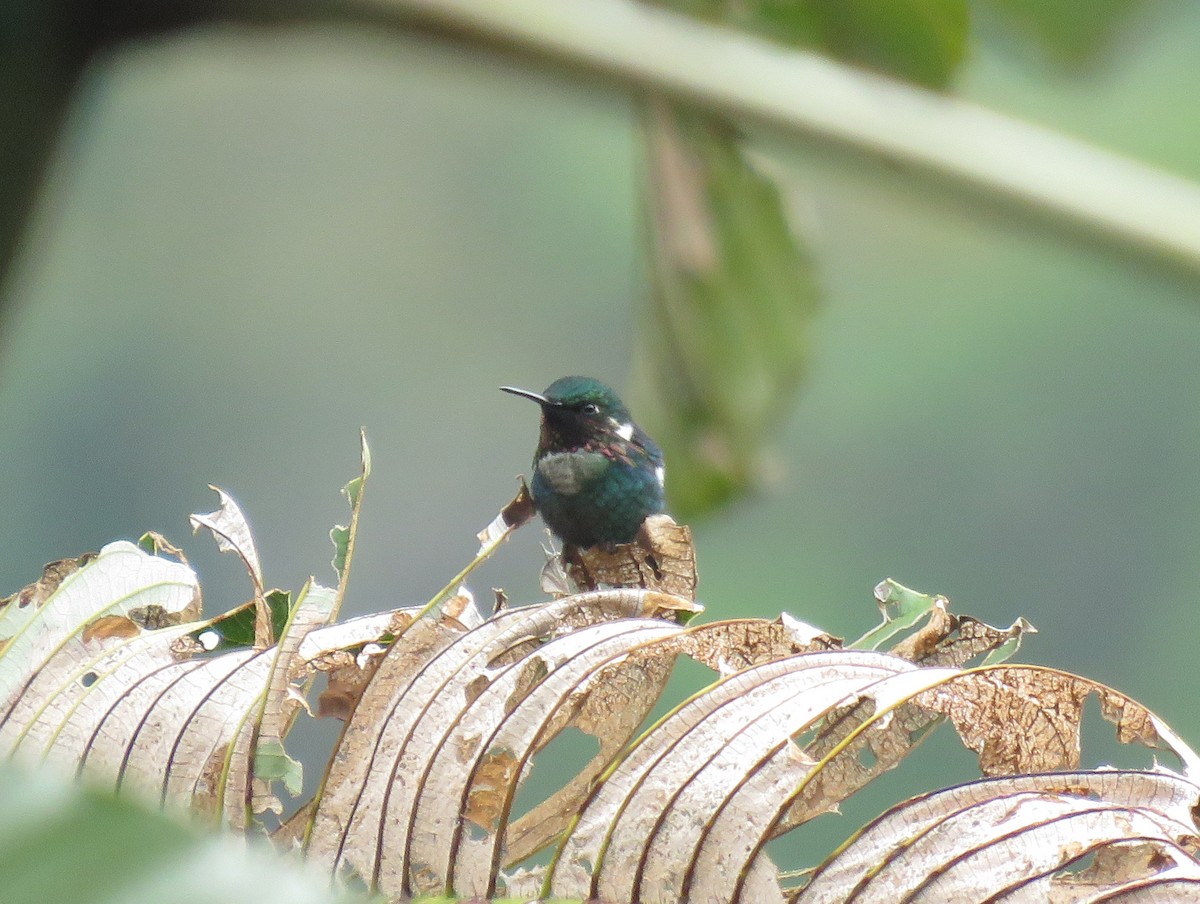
[654,0,969,87]
[0,766,346,904]
[796,0,969,86]
[634,101,819,519]
[978,0,1145,66]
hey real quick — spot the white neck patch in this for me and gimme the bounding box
[613,421,634,441]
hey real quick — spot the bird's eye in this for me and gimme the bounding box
[581,402,599,415]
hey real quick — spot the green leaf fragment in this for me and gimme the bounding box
[331,430,371,588]
[197,590,293,650]
[254,738,303,797]
[852,578,939,649]
[330,525,351,583]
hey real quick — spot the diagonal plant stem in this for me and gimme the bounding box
[360,0,1200,271]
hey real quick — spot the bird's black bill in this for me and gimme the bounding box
[500,385,554,406]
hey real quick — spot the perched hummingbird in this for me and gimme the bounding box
[501,376,666,549]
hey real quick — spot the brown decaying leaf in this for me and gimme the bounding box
[317,657,376,721]
[888,598,1029,668]
[918,666,1162,776]
[473,484,536,565]
[562,515,699,602]
[676,616,841,675]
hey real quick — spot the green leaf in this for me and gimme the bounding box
[653,0,970,87]
[852,578,940,649]
[634,101,820,519]
[196,589,293,650]
[254,738,304,797]
[0,766,347,904]
[330,430,371,598]
[979,0,1142,66]
[792,0,969,87]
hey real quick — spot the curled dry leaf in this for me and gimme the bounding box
[191,486,272,646]
[476,482,537,557]
[550,650,930,904]
[888,597,1033,668]
[795,771,1200,903]
[190,487,264,596]
[303,589,686,899]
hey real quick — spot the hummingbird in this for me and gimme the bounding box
[501,376,666,549]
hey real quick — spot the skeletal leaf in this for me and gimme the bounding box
[0,541,198,729]
[796,771,1200,902]
[550,650,928,902]
[303,589,687,899]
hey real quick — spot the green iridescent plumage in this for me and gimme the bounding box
[501,376,666,549]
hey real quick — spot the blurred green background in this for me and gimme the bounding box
[2,0,1200,848]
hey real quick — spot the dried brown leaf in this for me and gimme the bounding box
[795,771,1200,903]
[562,515,699,601]
[464,748,520,833]
[918,666,1184,776]
[477,483,537,555]
[677,616,841,676]
[551,651,924,904]
[890,600,1030,668]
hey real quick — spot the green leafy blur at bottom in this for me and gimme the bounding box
[0,767,348,904]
